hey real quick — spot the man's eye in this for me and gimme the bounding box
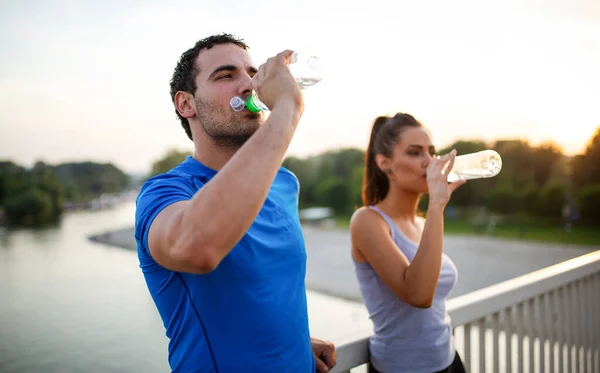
[217,74,233,80]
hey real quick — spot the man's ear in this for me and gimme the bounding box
[174,91,196,119]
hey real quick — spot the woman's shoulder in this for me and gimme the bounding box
[350,206,376,224]
[350,206,388,234]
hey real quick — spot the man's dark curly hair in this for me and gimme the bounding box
[169,33,249,141]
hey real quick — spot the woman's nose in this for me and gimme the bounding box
[423,153,434,168]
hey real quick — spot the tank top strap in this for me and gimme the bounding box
[368,205,399,242]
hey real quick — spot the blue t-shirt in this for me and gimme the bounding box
[134,156,315,373]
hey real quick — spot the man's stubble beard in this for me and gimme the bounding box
[196,98,262,149]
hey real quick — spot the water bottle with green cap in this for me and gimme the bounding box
[230,51,323,113]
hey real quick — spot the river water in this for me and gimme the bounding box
[0,202,370,373]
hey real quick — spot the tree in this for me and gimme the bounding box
[519,182,540,215]
[1,161,62,226]
[578,185,600,225]
[31,161,64,219]
[531,143,563,186]
[349,165,364,209]
[572,127,600,189]
[1,160,131,227]
[492,139,536,188]
[0,161,26,207]
[54,162,131,200]
[314,178,350,214]
[486,185,520,214]
[535,182,566,219]
[283,148,365,212]
[150,149,191,177]
[4,188,55,226]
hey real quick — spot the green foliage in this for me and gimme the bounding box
[572,128,600,189]
[0,159,130,227]
[283,156,319,205]
[349,165,364,208]
[32,161,64,215]
[536,182,566,218]
[486,185,520,214]
[283,148,365,214]
[150,149,191,177]
[418,194,429,212]
[314,178,350,214]
[578,185,600,225]
[279,131,600,227]
[531,143,563,186]
[3,188,55,226]
[491,139,536,188]
[54,162,130,200]
[0,161,27,206]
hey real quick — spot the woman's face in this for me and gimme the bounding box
[378,127,436,193]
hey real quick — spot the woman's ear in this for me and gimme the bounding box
[375,154,391,174]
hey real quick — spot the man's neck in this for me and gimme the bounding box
[193,141,239,171]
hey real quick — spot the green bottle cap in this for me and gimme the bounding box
[246,96,261,113]
[246,95,266,113]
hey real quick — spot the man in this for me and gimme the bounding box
[134,33,337,373]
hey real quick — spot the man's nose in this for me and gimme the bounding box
[237,72,253,97]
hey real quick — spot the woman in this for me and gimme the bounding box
[350,113,467,373]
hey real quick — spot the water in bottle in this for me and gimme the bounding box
[446,150,502,182]
[230,51,323,113]
[289,53,323,88]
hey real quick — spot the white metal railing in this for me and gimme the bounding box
[331,250,600,373]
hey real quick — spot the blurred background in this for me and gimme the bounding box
[1,0,599,372]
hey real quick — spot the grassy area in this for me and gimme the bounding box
[444,219,600,246]
[334,214,600,246]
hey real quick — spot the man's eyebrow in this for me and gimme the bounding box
[208,65,258,79]
[209,65,238,79]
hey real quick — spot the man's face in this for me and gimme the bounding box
[193,43,264,147]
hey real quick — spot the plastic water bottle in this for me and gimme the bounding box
[446,150,502,182]
[230,52,323,113]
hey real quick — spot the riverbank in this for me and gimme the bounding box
[89,226,137,250]
[89,225,598,301]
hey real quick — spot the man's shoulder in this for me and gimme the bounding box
[135,164,203,218]
[278,165,298,180]
[139,158,212,195]
[134,165,201,256]
[141,169,192,190]
[276,166,299,189]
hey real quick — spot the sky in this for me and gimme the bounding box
[1,0,599,173]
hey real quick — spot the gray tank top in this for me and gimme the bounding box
[353,206,458,373]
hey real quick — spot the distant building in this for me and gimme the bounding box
[299,207,335,228]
